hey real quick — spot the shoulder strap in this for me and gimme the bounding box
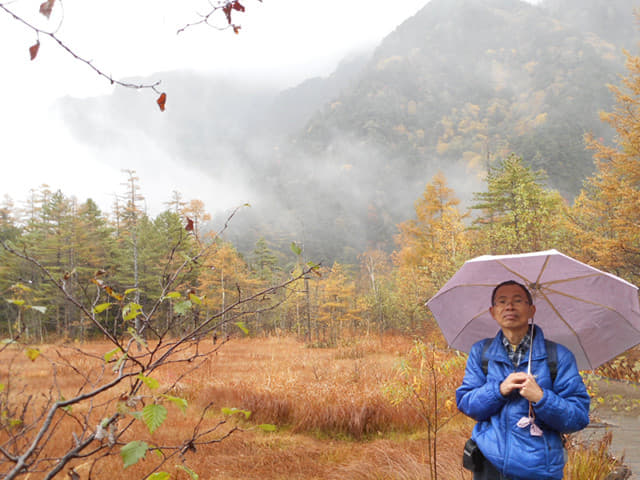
[481,337,558,383]
[481,338,492,376]
[545,339,558,384]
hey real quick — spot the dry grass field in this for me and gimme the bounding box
[1,334,630,480]
[1,334,475,479]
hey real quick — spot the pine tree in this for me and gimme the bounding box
[471,154,569,255]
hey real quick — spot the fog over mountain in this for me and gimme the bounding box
[58,0,640,264]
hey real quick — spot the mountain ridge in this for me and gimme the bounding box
[58,0,640,263]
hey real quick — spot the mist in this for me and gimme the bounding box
[27,0,640,265]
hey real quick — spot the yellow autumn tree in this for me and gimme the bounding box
[198,239,259,335]
[316,262,362,345]
[570,50,640,285]
[394,172,470,332]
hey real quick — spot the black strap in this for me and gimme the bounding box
[481,338,558,383]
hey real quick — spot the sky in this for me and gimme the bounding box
[1,0,433,216]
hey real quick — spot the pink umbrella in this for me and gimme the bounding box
[426,249,640,370]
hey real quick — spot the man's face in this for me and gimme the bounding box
[489,284,536,334]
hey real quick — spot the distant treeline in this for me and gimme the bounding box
[3,48,640,343]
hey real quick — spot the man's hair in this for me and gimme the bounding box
[491,280,533,306]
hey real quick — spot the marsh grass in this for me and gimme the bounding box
[1,335,628,479]
[564,432,623,480]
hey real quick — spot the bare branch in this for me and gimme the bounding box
[0,3,161,93]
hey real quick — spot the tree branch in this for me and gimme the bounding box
[0,3,161,92]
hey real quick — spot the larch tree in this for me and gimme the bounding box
[570,50,640,284]
[316,262,362,345]
[394,172,469,332]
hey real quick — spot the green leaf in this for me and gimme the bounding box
[258,423,277,432]
[6,299,25,306]
[25,348,40,362]
[123,302,143,321]
[162,394,188,414]
[174,300,192,315]
[221,407,251,419]
[162,291,182,300]
[290,242,302,256]
[176,464,199,480]
[147,472,170,480]
[127,327,148,349]
[137,374,160,390]
[30,305,46,314]
[235,322,249,335]
[0,384,4,393]
[143,404,167,434]
[121,441,148,468]
[104,347,122,363]
[124,287,139,296]
[188,293,202,305]
[93,303,112,314]
[112,353,129,372]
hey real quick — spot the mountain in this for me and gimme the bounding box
[58,0,640,264]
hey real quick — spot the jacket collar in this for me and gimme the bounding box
[485,325,548,367]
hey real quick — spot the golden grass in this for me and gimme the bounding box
[0,334,624,480]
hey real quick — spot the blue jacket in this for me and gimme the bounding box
[456,326,590,480]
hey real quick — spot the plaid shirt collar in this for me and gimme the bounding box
[502,327,532,367]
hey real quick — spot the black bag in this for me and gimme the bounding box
[462,438,484,472]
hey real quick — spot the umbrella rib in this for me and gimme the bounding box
[449,308,490,347]
[535,273,602,287]
[494,261,533,285]
[532,254,552,291]
[536,290,588,364]
[543,286,640,334]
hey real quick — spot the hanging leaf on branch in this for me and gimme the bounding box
[29,41,40,61]
[39,0,56,18]
[157,92,167,112]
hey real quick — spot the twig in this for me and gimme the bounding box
[0,4,161,93]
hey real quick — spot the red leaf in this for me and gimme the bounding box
[232,1,245,12]
[233,25,241,34]
[29,41,40,61]
[185,217,194,231]
[223,4,233,24]
[157,92,167,112]
[39,0,55,18]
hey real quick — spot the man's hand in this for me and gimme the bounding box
[500,372,543,402]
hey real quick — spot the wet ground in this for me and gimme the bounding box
[576,377,640,479]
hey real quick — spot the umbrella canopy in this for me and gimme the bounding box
[426,249,640,370]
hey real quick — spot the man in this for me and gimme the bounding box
[456,280,590,480]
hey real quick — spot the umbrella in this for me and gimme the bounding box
[426,249,640,370]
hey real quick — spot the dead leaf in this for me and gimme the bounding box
[39,0,56,18]
[157,92,167,112]
[233,25,241,34]
[223,4,233,24]
[29,41,40,61]
[185,217,194,231]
